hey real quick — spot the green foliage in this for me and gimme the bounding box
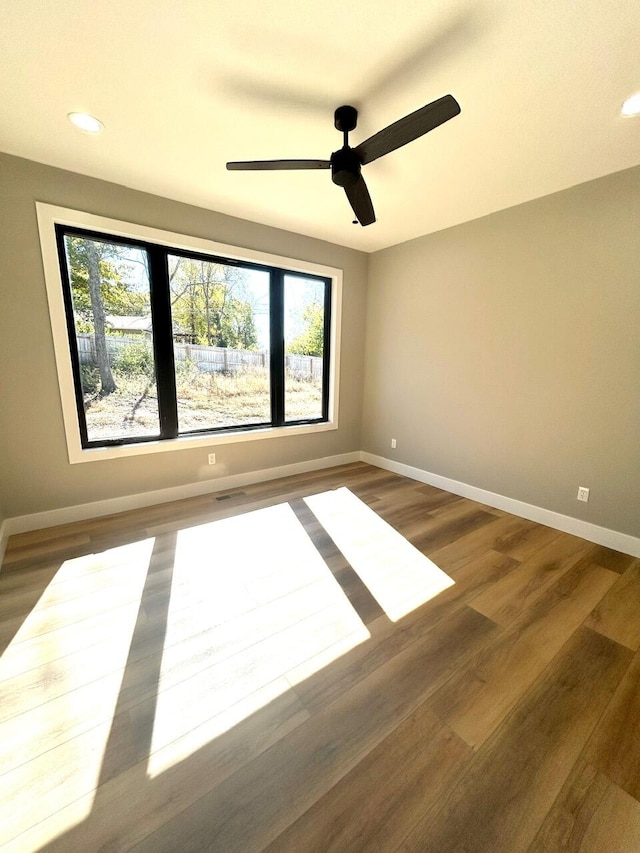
[66,236,149,330]
[220,298,259,350]
[75,317,95,334]
[287,303,324,357]
[174,357,200,384]
[170,259,259,350]
[114,341,155,378]
[67,242,259,350]
[80,365,100,394]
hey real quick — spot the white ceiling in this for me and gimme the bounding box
[1,0,639,252]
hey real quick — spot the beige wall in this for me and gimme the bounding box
[0,153,368,518]
[362,166,640,537]
[2,152,638,539]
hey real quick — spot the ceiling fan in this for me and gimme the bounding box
[226,95,461,227]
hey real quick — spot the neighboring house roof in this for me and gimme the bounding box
[104,315,188,335]
[105,315,153,332]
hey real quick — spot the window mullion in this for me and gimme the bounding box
[148,246,178,439]
[321,277,332,421]
[269,269,285,425]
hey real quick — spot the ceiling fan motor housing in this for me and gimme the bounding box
[330,146,361,187]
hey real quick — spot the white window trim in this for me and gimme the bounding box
[36,203,342,464]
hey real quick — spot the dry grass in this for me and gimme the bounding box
[83,367,323,441]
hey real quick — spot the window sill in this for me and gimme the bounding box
[69,420,338,464]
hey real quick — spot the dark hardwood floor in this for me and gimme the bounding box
[1,462,639,851]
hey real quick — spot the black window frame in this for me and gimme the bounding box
[55,224,332,450]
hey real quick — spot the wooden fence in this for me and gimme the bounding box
[76,334,323,380]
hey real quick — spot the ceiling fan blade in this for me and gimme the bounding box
[226,159,330,171]
[344,174,376,226]
[355,94,460,165]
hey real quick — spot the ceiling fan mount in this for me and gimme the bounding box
[334,104,358,134]
[227,95,461,227]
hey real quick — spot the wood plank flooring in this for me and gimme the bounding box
[1,462,639,852]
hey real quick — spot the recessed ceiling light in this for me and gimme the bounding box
[67,112,104,133]
[621,93,640,117]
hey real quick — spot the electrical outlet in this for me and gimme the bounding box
[208,453,216,465]
[577,486,589,502]
[391,438,397,449]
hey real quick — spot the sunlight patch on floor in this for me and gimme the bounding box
[0,538,156,655]
[147,502,369,777]
[0,490,453,847]
[305,488,455,621]
[0,538,155,849]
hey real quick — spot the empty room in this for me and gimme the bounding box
[1,1,639,850]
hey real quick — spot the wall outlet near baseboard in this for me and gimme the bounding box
[391,438,397,449]
[577,486,589,502]
[208,453,216,465]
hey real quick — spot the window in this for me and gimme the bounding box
[37,206,341,462]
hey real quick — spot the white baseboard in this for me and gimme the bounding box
[3,452,361,539]
[360,452,640,558]
[3,450,638,560]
